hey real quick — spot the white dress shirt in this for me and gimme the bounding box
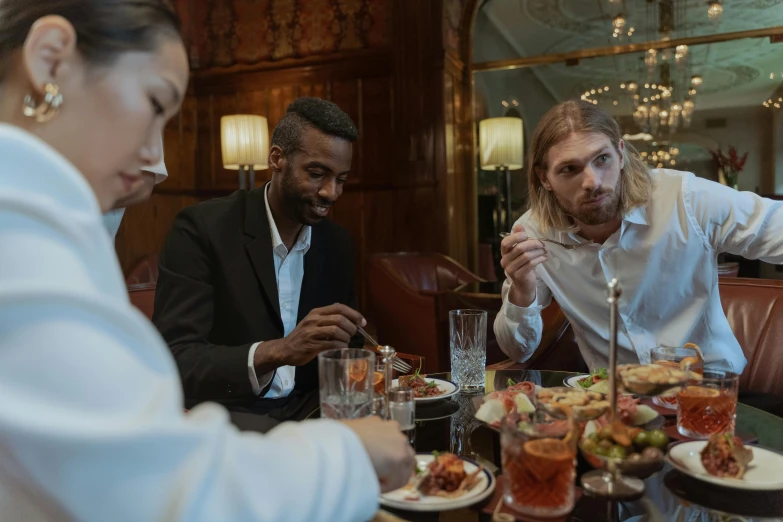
[495,169,783,373]
[0,124,378,522]
[247,186,311,397]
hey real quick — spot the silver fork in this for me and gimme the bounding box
[499,232,593,251]
[356,325,413,373]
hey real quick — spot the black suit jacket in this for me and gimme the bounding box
[153,185,360,408]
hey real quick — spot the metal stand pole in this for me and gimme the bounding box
[581,278,645,501]
[504,166,512,231]
[496,167,504,233]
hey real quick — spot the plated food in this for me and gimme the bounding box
[667,441,783,491]
[617,363,697,396]
[415,452,483,498]
[536,387,609,421]
[579,421,668,478]
[391,375,457,403]
[399,372,446,398]
[700,433,754,479]
[474,379,536,428]
[380,453,496,512]
[575,368,609,393]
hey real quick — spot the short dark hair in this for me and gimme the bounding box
[271,97,358,157]
[0,0,181,80]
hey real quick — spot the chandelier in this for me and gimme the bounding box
[707,1,723,24]
[640,145,680,168]
[763,97,782,109]
[629,60,698,136]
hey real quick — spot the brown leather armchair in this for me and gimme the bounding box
[491,278,783,399]
[366,253,484,372]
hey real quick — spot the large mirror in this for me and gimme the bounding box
[472,0,783,280]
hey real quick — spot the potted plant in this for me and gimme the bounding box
[710,145,748,190]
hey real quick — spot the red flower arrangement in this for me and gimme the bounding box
[709,145,748,189]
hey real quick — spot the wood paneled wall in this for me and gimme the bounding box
[116,0,480,309]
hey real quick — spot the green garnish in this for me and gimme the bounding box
[577,378,592,389]
[578,368,608,389]
[725,433,735,450]
[425,380,438,389]
[432,450,441,457]
[507,378,517,387]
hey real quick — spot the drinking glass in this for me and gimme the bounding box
[677,370,739,438]
[501,409,577,517]
[449,309,487,391]
[318,348,375,420]
[650,345,704,410]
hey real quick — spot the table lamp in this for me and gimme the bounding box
[479,117,523,233]
[221,114,269,189]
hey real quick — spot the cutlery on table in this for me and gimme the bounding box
[356,324,413,374]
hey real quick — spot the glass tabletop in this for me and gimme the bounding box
[364,370,783,522]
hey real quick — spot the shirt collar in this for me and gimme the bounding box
[264,184,311,256]
[623,204,649,226]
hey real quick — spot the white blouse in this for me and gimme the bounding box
[0,124,378,522]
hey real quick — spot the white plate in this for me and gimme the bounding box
[564,375,633,396]
[564,374,590,389]
[667,441,783,491]
[380,453,496,512]
[392,377,458,403]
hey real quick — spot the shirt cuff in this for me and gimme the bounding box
[248,342,274,396]
[504,287,544,322]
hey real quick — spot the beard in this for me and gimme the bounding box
[280,164,332,225]
[553,188,621,226]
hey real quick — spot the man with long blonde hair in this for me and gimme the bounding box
[495,100,783,372]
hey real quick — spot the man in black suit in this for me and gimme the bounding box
[153,98,365,415]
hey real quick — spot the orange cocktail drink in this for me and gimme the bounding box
[677,370,738,438]
[500,412,576,517]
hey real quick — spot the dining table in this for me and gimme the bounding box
[293,369,783,522]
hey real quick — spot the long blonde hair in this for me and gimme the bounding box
[527,100,653,233]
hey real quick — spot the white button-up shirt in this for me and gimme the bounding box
[247,185,311,397]
[0,124,378,522]
[495,169,783,372]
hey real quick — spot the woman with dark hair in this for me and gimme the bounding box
[0,2,413,520]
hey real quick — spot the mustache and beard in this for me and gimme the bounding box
[552,183,622,226]
[280,163,334,225]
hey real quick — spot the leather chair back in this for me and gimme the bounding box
[718,278,783,395]
[366,253,483,372]
[128,282,156,320]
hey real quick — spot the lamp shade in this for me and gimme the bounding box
[479,117,524,170]
[221,114,269,170]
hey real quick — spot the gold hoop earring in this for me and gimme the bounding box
[23,83,63,123]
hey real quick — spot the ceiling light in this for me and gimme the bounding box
[691,75,703,86]
[708,1,723,22]
[612,15,627,29]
